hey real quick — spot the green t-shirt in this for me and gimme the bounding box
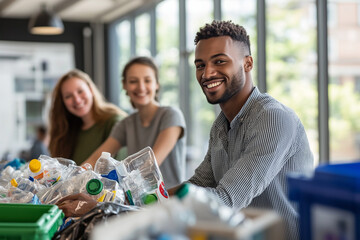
[71,114,122,165]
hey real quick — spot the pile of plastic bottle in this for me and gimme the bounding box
[1,147,252,240]
[0,147,168,207]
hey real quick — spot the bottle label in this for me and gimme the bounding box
[155,181,169,202]
[34,170,49,180]
[97,190,116,202]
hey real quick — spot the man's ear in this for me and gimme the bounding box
[244,56,253,72]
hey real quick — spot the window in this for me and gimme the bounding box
[135,13,151,56]
[156,0,180,107]
[186,0,214,168]
[328,0,360,162]
[222,0,257,84]
[266,0,318,164]
[108,0,360,167]
[116,20,132,111]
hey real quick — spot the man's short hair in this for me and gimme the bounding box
[194,20,251,56]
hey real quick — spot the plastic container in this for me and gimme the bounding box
[28,159,49,181]
[0,166,22,181]
[120,147,169,206]
[0,203,64,240]
[37,170,99,204]
[86,178,116,202]
[288,162,360,240]
[10,177,39,194]
[94,152,120,182]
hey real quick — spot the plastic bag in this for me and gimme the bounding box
[52,202,139,240]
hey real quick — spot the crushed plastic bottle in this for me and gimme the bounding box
[119,147,169,206]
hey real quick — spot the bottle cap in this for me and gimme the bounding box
[29,159,41,173]
[175,183,190,199]
[101,152,111,159]
[10,178,18,187]
[142,193,158,205]
[86,179,103,195]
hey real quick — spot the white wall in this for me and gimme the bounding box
[0,41,75,160]
[0,62,17,159]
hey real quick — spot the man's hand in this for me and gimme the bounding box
[56,193,98,217]
[167,183,184,196]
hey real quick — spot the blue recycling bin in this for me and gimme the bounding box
[288,162,360,240]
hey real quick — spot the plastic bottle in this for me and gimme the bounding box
[0,186,9,202]
[0,166,22,181]
[10,177,40,194]
[63,163,92,180]
[6,186,41,204]
[86,179,110,202]
[28,158,49,181]
[37,170,97,204]
[120,147,169,206]
[121,169,147,206]
[94,152,120,182]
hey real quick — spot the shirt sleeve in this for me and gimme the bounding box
[159,107,186,137]
[188,143,217,188]
[195,107,299,208]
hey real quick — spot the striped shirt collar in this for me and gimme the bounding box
[217,86,260,129]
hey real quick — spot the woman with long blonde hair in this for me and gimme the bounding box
[48,69,127,165]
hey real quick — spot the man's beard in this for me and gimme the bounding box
[205,69,245,105]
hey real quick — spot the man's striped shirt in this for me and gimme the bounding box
[189,86,314,240]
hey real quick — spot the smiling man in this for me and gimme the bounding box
[170,20,314,240]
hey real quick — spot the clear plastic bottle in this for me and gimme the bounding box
[120,147,169,206]
[6,186,41,204]
[64,163,92,180]
[86,178,105,200]
[10,177,41,194]
[28,158,49,181]
[37,170,97,204]
[94,152,113,174]
[86,178,124,203]
[121,169,148,206]
[94,152,120,182]
[0,165,22,181]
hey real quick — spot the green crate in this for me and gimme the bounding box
[0,203,64,240]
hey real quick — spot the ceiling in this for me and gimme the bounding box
[0,0,159,23]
